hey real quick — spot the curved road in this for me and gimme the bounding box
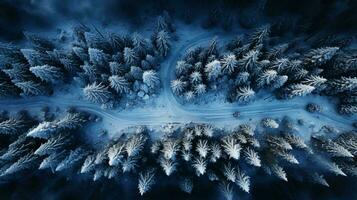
[0,31,355,131]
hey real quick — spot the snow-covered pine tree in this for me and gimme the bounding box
[330,77,357,92]
[88,48,108,66]
[302,75,327,88]
[194,84,207,96]
[190,71,202,84]
[205,60,222,81]
[249,25,270,48]
[175,60,191,76]
[29,65,64,83]
[221,136,241,160]
[34,134,69,156]
[55,147,87,171]
[3,153,37,176]
[221,54,238,74]
[239,50,260,73]
[108,75,130,93]
[271,58,290,73]
[125,134,147,157]
[192,157,207,176]
[171,79,186,94]
[15,81,47,96]
[72,46,89,62]
[138,169,156,196]
[285,84,315,98]
[80,154,96,173]
[155,30,170,57]
[236,168,250,193]
[142,70,160,88]
[257,69,277,87]
[83,82,113,104]
[0,118,25,135]
[266,43,289,60]
[303,47,339,67]
[235,86,255,102]
[222,163,236,182]
[244,147,261,167]
[272,75,288,89]
[132,33,149,55]
[21,49,51,67]
[107,142,125,166]
[123,47,137,65]
[159,158,177,176]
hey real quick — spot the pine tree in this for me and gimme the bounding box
[108,142,125,166]
[57,112,87,130]
[235,86,255,102]
[171,79,186,94]
[125,134,147,157]
[194,84,207,96]
[175,60,191,76]
[55,147,86,172]
[192,157,207,176]
[235,72,250,85]
[83,82,113,104]
[155,30,170,57]
[271,164,288,181]
[80,154,96,173]
[88,48,108,66]
[34,134,69,156]
[142,70,159,88]
[236,168,250,193]
[159,158,177,176]
[29,65,64,83]
[39,151,66,171]
[210,142,222,162]
[304,47,339,67]
[330,77,357,92]
[15,81,47,96]
[302,75,327,88]
[161,139,179,160]
[123,47,137,65]
[271,58,290,73]
[219,182,234,200]
[205,60,222,80]
[138,169,156,196]
[132,32,149,54]
[108,62,124,76]
[21,49,50,67]
[223,163,236,182]
[0,118,25,135]
[272,75,288,88]
[221,136,241,160]
[72,46,89,62]
[286,84,315,98]
[121,156,138,173]
[108,75,130,93]
[3,153,37,176]
[221,54,238,74]
[239,50,260,72]
[27,121,58,139]
[257,70,277,87]
[196,139,209,158]
[244,148,261,167]
[249,25,270,47]
[190,71,202,84]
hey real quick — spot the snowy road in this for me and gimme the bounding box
[0,30,355,131]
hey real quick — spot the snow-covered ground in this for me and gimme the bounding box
[0,23,355,138]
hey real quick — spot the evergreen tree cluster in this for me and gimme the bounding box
[0,14,174,108]
[171,25,357,114]
[1,111,356,198]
